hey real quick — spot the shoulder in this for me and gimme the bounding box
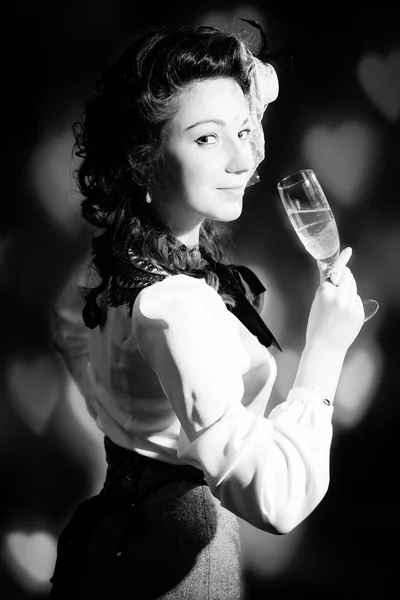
[131,274,250,376]
[133,274,225,323]
[131,274,241,367]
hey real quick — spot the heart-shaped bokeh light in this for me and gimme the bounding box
[358,50,400,121]
[4,530,57,592]
[303,120,378,205]
[7,354,63,434]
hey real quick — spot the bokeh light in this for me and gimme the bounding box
[6,354,62,435]
[357,49,400,121]
[27,127,81,233]
[3,530,57,594]
[335,337,384,429]
[302,120,379,205]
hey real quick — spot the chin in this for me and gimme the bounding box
[209,212,242,223]
[210,200,243,222]
[224,203,243,221]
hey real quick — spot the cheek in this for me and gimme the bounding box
[169,150,218,194]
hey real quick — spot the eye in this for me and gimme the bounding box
[238,128,252,140]
[195,134,218,146]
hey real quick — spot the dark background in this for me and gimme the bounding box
[1,1,399,598]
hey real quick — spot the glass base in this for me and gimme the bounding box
[363,299,379,322]
[317,260,379,323]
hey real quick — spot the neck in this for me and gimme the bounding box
[174,224,202,249]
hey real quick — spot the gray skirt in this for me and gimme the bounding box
[49,437,242,599]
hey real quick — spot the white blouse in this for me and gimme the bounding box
[54,269,334,534]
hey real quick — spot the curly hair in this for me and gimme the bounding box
[74,24,254,328]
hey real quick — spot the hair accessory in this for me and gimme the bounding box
[245,56,279,186]
[239,19,279,187]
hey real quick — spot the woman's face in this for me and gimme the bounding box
[151,78,255,239]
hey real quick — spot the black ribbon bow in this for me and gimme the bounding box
[204,254,282,352]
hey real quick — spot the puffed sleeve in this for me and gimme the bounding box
[52,260,97,417]
[133,275,334,534]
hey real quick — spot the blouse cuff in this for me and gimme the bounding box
[287,387,334,412]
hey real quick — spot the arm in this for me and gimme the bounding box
[133,272,362,534]
[52,260,96,415]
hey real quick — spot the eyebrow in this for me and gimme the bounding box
[184,117,250,132]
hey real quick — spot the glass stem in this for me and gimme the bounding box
[317,258,336,283]
[316,248,340,282]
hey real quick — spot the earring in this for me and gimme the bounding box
[145,188,152,204]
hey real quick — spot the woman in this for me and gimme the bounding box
[50,22,364,599]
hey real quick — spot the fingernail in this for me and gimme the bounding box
[329,272,340,286]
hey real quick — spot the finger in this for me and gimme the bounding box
[336,266,357,295]
[330,247,352,274]
[321,265,357,298]
[327,247,352,285]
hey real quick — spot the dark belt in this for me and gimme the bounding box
[102,436,206,506]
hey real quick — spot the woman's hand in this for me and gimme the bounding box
[305,248,364,353]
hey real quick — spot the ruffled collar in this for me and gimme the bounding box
[107,249,281,351]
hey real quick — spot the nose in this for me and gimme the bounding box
[225,138,254,175]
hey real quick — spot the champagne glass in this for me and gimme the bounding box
[277,169,379,322]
